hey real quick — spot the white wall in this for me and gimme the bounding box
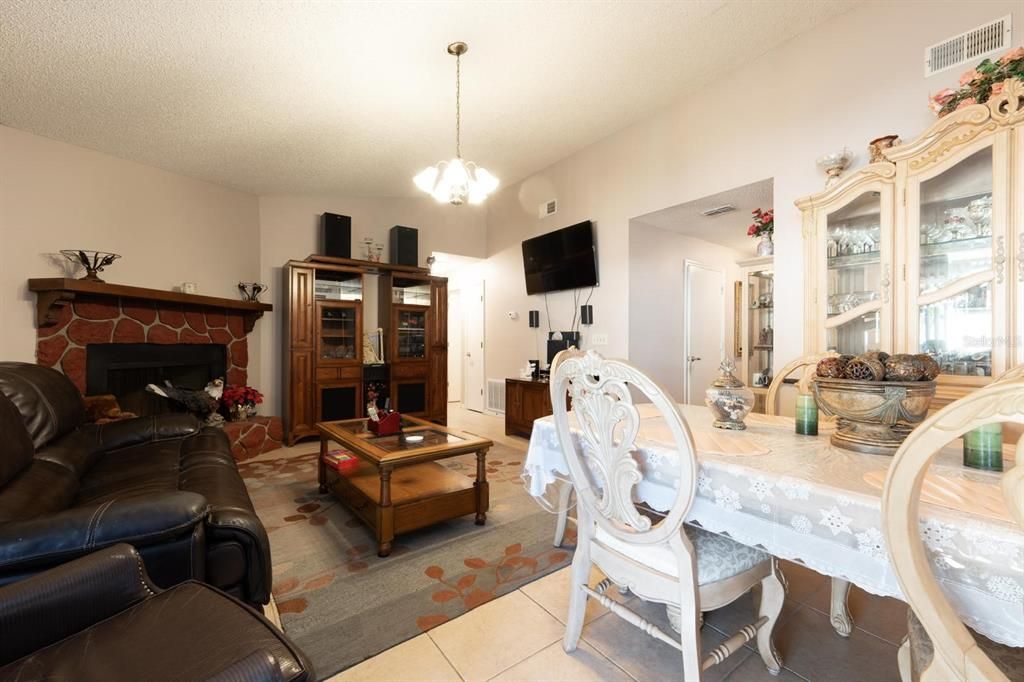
[0,125,263,385]
[629,222,744,400]
[257,195,487,413]
[482,0,1022,385]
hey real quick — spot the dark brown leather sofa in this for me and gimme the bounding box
[0,543,313,681]
[0,362,271,605]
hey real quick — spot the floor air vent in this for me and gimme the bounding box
[486,379,506,413]
[925,15,1011,77]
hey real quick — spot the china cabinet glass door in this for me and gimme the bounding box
[395,308,427,360]
[746,267,774,386]
[318,302,360,363]
[823,190,892,355]
[906,142,1004,380]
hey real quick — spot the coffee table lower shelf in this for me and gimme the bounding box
[322,460,489,556]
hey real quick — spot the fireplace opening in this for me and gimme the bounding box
[86,344,227,417]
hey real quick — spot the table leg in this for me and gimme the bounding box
[318,435,328,493]
[475,448,489,525]
[830,577,854,637]
[378,465,394,557]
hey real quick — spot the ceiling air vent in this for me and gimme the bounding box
[538,199,557,219]
[700,205,736,217]
[925,15,1011,77]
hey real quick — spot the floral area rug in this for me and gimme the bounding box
[239,443,574,678]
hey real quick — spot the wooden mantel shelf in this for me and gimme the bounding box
[28,278,273,332]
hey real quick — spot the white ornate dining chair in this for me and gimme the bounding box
[765,351,856,638]
[882,378,1024,681]
[550,350,785,679]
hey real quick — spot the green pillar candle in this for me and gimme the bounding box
[795,394,818,436]
[963,423,1002,472]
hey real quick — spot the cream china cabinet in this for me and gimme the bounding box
[798,81,1024,406]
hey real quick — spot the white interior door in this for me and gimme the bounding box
[463,280,485,412]
[684,261,725,404]
[447,288,463,402]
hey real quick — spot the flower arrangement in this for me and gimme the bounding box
[929,46,1024,117]
[220,382,264,409]
[747,208,774,239]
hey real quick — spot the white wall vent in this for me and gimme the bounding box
[925,15,1011,77]
[700,204,736,217]
[538,199,557,219]
[486,379,506,413]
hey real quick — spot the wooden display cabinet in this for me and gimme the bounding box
[284,256,449,445]
[505,378,555,438]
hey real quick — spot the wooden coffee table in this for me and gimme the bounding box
[317,416,493,557]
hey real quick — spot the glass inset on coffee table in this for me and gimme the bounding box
[316,415,493,556]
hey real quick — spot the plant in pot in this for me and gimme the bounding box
[221,384,264,421]
[748,208,774,256]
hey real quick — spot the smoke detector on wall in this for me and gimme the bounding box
[925,15,1011,77]
[700,205,736,217]
[538,199,557,219]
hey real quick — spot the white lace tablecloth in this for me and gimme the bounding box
[523,405,1024,647]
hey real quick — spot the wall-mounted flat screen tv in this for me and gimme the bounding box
[522,220,598,295]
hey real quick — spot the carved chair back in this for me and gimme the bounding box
[765,352,839,416]
[881,379,1024,682]
[549,349,698,546]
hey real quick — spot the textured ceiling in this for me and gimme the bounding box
[0,0,858,196]
[634,178,774,253]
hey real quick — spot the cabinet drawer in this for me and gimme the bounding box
[316,367,340,380]
[392,362,428,379]
[339,366,362,380]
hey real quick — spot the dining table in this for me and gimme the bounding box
[521,404,1024,648]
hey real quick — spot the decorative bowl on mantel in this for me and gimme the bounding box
[812,377,936,455]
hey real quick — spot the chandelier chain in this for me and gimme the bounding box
[455,51,461,159]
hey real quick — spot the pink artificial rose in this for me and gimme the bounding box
[959,69,982,87]
[956,97,977,110]
[928,88,956,114]
[998,46,1024,65]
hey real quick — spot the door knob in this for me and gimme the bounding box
[687,355,702,362]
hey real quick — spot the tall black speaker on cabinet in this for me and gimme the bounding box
[389,225,418,266]
[322,213,352,258]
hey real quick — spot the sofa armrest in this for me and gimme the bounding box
[207,651,285,682]
[82,413,202,453]
[0,491,208,573]
[0,543,159,665]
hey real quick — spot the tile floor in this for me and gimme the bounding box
[324,405,908,682]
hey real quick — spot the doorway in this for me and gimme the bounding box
[684,260,725,404]
[447,288,463,403]
[462,279,485,412]
[433,252,486,414]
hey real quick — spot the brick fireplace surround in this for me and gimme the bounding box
[29,279,280,461]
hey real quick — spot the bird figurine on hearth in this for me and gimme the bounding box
[145,378,224,424]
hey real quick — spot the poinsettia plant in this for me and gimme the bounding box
[747,208,774,239]
[929,46,1024,117]
[221,384,264,410]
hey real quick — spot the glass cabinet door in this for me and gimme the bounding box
[911,145,997,378]
[824,191,885,355]
[395,308,427,359]
[319,304,359,362]
[746,268,774,386]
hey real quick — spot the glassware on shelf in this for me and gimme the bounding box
[918,283,991,377]
[966,195,992,236]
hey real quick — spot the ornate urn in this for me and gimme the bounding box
[812,377,936,455]
[705,360,755,430]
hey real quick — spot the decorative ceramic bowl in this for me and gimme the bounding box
[812,377,936,455]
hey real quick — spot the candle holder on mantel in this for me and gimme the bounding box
[60,250,121,283]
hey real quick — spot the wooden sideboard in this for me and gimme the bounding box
[505,378,556,438]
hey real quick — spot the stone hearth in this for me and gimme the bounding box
[36,294,251,393]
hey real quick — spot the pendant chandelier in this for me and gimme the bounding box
[413,42,498,206]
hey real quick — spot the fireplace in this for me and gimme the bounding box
[86,343,227,416]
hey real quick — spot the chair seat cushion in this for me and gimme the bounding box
[595,523,768,585]
[907,609,1024,679]
[0,581,311,681]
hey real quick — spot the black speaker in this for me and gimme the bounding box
[321,213,351,258]
[389,225,418,266]
[528,310,540,328]
[580,304,593,325]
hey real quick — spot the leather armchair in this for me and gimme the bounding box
[0,544,312,681]
[0,362,271,605]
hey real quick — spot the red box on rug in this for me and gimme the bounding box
[322,449,359,474]
[367,411,401,436]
